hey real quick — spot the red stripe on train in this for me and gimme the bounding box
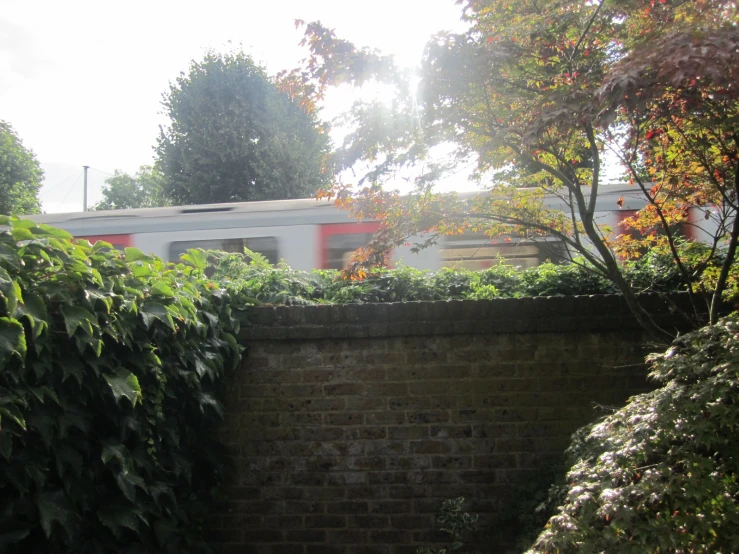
[76,234,133,249]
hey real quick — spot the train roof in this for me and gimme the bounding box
[28,184,643,235]
[30,196,337,224]
[29,197,345,235]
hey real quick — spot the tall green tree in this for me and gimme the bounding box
[95,165,169,210]
[286,0,738,338]
[0,120,42,215]
[156,51,331,205]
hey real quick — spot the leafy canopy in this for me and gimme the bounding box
[95,165,169,210]
[0,120,42,215]
[286,0,738,337]
[156,51,332,205]
[0,219,241,553]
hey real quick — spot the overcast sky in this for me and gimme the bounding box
[1,0,468,212]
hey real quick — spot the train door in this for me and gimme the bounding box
[319,223,381,269]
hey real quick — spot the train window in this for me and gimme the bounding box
[440,234,564,270]
[325,232,376,269]
[168,237,279,264]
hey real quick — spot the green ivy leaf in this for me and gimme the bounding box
[53,443,84,478]
[124,247,153,262]
[75,335,104,358]
[36,489,77,539]
[181,248,208,270]
[194,359,213,378]
[12,219,38,230]
[131,263,155,278]
[10,227,36,241]
[153,520,178,548]
[98,503,140,537]
[85,289,114,313]
[61,305,97,337]
[103,368,142,406]
[35,224,73,239]
[17,292,49,342]
[101,442,128,466]
[115,468,147,503]
[58,410,89,438]
[148,483,175,510]
[28,386,60,406]
[0,317,26,365]
[61,358,85,385]
[197,392,223,417]
[150,282,175,298]
[0,526,32,549]
[0,243,21,271]
[25,410,55,448]
[0,430,12,460]
[140,302,175,330]
[0,268,20,316]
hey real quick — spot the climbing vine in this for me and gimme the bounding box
[0,218,241,553]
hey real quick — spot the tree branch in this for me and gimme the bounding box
[709,137,739,323]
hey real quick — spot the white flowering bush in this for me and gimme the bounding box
[528,314,739,553]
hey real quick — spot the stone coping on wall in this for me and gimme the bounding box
[239,292,698,340]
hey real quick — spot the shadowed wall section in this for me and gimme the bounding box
[209,295,690,553]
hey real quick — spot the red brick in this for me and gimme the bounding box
[348,514,389,528]
[325,412,365,426]
[324,383,365,396]
[327,501,369,514]
[305,515,347,528]
[346,427,388,440]
[285,530,325,542]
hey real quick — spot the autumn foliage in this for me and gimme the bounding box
[286,0,738,337]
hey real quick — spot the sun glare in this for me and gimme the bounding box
[356,81,398,107]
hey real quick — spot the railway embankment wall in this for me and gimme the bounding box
[209,295,691,553]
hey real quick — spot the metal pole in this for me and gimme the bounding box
[83,165,89,211]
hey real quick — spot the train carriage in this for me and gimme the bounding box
[28,185,714,270]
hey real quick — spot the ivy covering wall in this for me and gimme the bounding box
[0,218,241,553]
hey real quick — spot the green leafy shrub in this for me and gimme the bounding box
[320,265,450,303]
[415,497,480,554]
[520,262,617,297]
[208,249,701,306]
[621,239,739,304]
[0,219,241,553]
[209,249,324,307]
[472,264,523,297]
[497,460,567,551]
[527,313,739,553]
[622,247,686,294]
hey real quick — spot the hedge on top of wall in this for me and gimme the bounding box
[207,243,722,308]
[0,218,241,553]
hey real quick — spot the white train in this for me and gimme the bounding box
[29,185,714,271]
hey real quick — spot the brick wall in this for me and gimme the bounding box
[210,295,689,554]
